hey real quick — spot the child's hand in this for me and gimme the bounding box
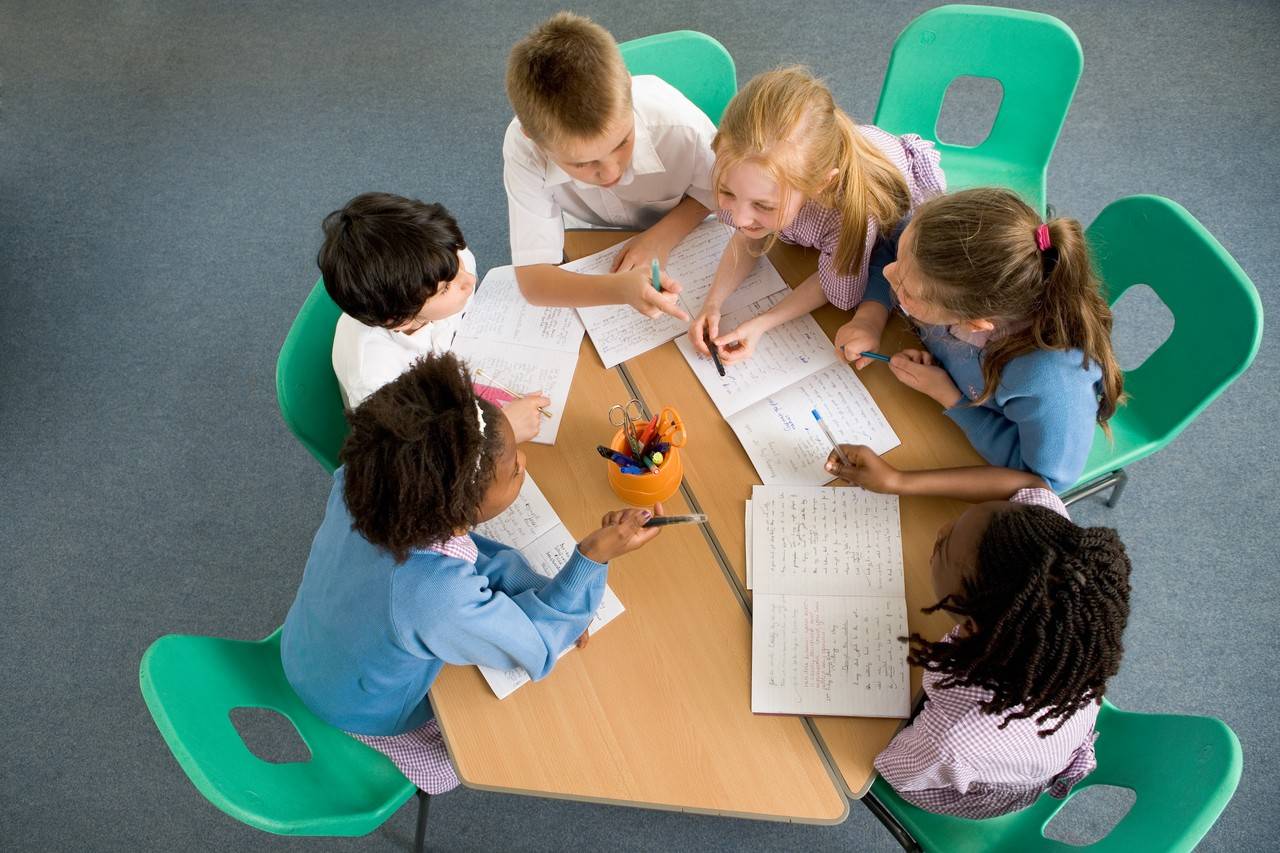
[689,307,721,356]
[833,315,883,369]
[578,503,664,563]
[889,350,963,408]
[713,317,766,364]
[610,232,672,274]
[502,394,551,443]
[620,269,689,322]
[575,629,591,649]
[824,445,903,494]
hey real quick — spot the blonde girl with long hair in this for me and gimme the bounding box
[689,66,945,362]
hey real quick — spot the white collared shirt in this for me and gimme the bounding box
[331,248,477,410]
[502,75,717,267]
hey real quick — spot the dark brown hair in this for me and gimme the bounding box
[340,353,503,562]
[911,187,1124,432]
[318,192,466,328]
[505,11,631,146]
[907,505,1132,735]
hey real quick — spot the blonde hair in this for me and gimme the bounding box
[911,187,1125,432]
[506,11,632,147]
[712,66,910,275]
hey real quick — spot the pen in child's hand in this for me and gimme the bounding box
[651,258,662,293]
[859,350,891,363]
[475,368,553,418]
[811,408,852,468]
[642,513,708,528]
[704,327,726,377]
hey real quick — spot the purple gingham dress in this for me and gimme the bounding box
[719,125,945,311]
[343,535,478,795]
[874,488,1099,819]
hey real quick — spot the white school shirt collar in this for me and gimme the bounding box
[541,112,665,191]
[385,247,476,353]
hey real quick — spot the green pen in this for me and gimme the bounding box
[650,258,662,293]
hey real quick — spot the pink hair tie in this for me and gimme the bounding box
[1035,223,1052,251]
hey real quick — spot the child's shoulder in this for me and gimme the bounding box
[629,75,714,132]
[1000,347,1101,389]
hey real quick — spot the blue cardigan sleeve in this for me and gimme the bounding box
[943,352,1099,492]
[392,547,608,680]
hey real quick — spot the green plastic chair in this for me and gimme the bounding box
[873,5,1083,214]
[1065,195,1263,506]
[276,278,347,473]
[865,699,1243,852]
[139,630,433,850]
[619,30,737,126]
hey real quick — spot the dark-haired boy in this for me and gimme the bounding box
[319,192,547,441]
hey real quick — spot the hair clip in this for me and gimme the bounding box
[1035,223,1053,252]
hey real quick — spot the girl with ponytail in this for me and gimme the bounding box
[689,66,945,363]
[857,187,1124,492]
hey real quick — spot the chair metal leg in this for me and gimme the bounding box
[1063,469,1127,508]
[862,789,922,852]
[413,790,431,853]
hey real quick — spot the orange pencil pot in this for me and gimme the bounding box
[605,406,686,506]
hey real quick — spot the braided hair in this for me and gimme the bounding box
[907,505,1132,736]
[340,353,504,563]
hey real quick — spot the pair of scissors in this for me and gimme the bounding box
[651,407,687,449]
[608,399,647,460]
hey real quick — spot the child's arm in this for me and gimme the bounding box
[712,272,829,364]
[824,444,1050,503]
[688,229,761,355]
[834,301,892,368]
[514,263,689,321]
[611,196,711,273]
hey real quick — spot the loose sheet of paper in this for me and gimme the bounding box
[744,500,753,589]
[751,593,909,717]
[451,337,578,446]
[727,362,901,485]
[458,266,584,354]
[676,291,839,417]
[566,220,788,368]
[749,486,904,598]
[471,476,626,700]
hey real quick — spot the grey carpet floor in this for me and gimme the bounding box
[3,1,1278,850]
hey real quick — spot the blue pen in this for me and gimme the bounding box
[620,465,645,475]
[650,258,662,293]
[859,350,891,363]
[811,408,852,467]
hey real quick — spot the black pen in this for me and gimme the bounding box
[704,328,726,377]
[642,513,708,528]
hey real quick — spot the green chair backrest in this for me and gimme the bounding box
[1073,195,1263,487]
[873,4,1083,213]
[276,278,347,473]
[139,630,415,836]
[619,31,737,125]
[870,699,1243,852]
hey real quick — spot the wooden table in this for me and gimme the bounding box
[572,231,987,798]
[430,329,849,822]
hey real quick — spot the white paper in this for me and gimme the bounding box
[472,478,626,700]
[452,337,578,446]
[727,363,901,486]
[749,486,904,598]
[677,291,839,417]
[744,499,753,589]
[751,593,909,717]
[458,266,584,354]
[565,220,788,368]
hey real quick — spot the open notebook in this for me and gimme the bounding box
[677,292,901,485]
[747,485,910,718]
[454,266,585,445]
[471,475,624,699]
[563,219,789,368]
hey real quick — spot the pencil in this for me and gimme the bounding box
[475,368,552,418]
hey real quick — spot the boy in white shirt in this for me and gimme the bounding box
[503,12,717,321]
[320,193,548,442]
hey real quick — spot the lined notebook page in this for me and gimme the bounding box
[457,265,584,353]
[749,486,904,597]
[751,594,909,717]
[451,337,577,445]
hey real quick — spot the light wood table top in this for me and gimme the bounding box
[572,230,988,798]
[429,326,848,822]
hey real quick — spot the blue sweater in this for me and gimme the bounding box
[281,470,608,736]
[862,224,1100,491]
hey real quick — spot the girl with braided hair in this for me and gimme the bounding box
[825,445,1132,818]
[281,352,664,795]
[845,187,1123,492]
